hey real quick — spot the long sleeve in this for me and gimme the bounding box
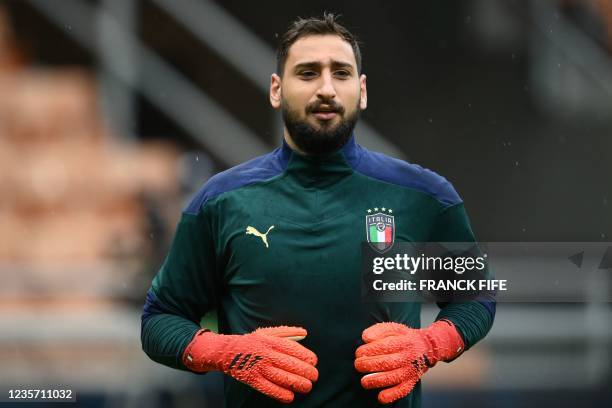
[431,202,496,350]
[141,202,220,370]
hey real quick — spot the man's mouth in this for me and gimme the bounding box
[310,105,341,120]
[312,111,338,120]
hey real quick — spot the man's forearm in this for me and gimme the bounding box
[141,312,201,370]
[435,297,495,350]
[141,289,201,370]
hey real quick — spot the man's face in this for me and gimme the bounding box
[270,34,367,155]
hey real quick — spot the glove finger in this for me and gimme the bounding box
[378,377,419,405]
[255,325,307,342]
[262,365,313,394]
[362,322,412,343]
[268,350,319,382]
[250,376,295,404]
[360,366,409,389]
[354,352,409,373]
[355,335,406,358]
[264,336,318,366]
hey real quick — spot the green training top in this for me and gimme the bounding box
[141,137,495,407]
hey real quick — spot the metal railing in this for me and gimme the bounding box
[29,0,270,166]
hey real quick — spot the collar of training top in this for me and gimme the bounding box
[280,134,361,187]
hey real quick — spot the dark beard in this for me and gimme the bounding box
[282,100,360,156]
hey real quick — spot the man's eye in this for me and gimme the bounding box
[299,71,317,78]
[335,70,350,78]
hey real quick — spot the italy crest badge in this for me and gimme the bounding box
[366,208,395,253]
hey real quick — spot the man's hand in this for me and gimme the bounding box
[354,320,464,404]
[183,326,318,404]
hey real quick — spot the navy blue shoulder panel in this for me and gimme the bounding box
[343,139,462,207]
[184,146,291,215]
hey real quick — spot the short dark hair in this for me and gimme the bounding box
[276,13,362,76]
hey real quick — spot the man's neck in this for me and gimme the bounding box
[283,128,307,155]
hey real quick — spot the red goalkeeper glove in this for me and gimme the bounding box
[182,326,318,404]
[354,320,464,404]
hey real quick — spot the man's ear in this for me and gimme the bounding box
[359,74,367,110]
[270,73,282,109]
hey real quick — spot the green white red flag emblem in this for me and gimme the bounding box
[366,211,395,253]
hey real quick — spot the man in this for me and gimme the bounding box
[141,13,495,407]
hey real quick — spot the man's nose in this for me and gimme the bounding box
[316,72,336,99]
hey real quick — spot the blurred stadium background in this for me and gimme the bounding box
[0,0,611,406]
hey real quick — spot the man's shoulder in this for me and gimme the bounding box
[353,146,462,207]
[184,148,287,214]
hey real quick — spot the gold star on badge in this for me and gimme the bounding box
[367,209,372,213]
[382,207,386,211]
[374,207,379,211]
[389,209,393,213]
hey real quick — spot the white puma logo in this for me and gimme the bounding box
[245,225,275,248]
